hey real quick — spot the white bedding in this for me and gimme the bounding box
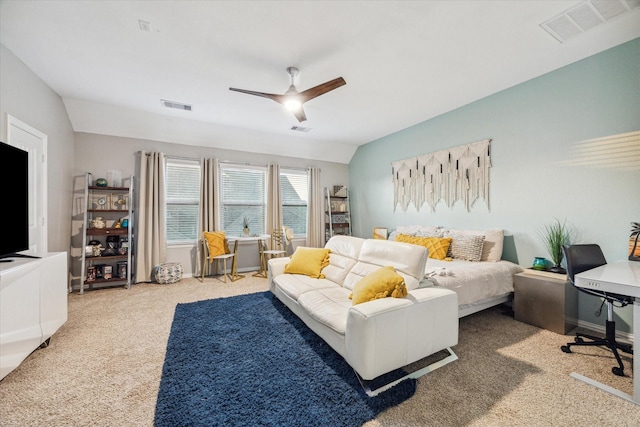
[422,259,524,307]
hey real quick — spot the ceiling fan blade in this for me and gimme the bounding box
[292,105,307,122]
[298,77,346,103]
[229,87,286,104]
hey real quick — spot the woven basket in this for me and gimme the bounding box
[155,262,183,284]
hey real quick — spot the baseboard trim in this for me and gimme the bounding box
[575,319,633,343]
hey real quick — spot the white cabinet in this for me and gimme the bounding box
[0,252,68,380]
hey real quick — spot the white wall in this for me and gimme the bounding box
[0,44,75,255]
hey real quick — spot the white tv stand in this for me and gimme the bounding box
[0,252,67,380]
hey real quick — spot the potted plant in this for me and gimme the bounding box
[540,218,572,274]
[243,216,250,236]
[630,222,640,261]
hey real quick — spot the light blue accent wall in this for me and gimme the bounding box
[349,38,640,332]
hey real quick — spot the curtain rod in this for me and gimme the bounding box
[140,152,316,171]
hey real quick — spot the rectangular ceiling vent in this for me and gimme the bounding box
[161,99,192,111]
[291,126,312,133]
[541,0,639,43]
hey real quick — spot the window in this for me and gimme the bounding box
[165,158,201,243]
[280,169,308,236]
[220,164,267,236]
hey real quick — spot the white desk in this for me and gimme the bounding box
[574,261,640,405]
[226,235,270,280]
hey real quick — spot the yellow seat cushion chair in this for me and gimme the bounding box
[202,231,235,283]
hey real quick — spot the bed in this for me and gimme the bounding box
[390,225,524,318]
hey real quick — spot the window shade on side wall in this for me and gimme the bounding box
[280,169,308,236]
[220,165,267,236]
[165,158,201,242]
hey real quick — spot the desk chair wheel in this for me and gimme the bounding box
[612,366,624,376]
[575,336,584,343]
[561,345,571,353]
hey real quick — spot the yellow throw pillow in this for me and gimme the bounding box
[284,247,331,278]
[350,266,408,305]
[204,231,230,258]
[395,234,452,260]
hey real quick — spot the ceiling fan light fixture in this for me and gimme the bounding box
[284,98,302,111]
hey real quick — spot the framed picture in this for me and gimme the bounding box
[91,193,109,210]
[373,227,388,240]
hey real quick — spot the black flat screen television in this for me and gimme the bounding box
[0,141,30,261]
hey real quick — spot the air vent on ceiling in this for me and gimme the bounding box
[161,99,192,111]
[540,0,639,43]
[291,126,312,133]
[138,20,152,32]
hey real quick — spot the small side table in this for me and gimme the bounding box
[514,269,577,334]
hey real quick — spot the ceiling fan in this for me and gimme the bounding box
[229,67,346,122]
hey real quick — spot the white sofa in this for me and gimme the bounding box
[268,235,459,385]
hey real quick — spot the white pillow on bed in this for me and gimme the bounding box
[389,225,441,241]
[442,228,504,262]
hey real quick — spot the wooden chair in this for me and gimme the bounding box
[253,228,289,278]
[201,233,237,283]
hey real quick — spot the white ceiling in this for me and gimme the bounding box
[1,1,639,164]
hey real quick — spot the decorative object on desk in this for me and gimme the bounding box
[94,177,108,187]
[242,216,250,236]
[532,257,547,271]
[629,222,640,261]
[373,227,388,240]
[539,218,571,274]
[91,217,106,229]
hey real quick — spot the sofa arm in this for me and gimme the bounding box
[345,287,458,380]
[267,257,289,289]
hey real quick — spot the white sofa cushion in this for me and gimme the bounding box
[275,274,340,301]
[297,287,352,335]
[343,239,427,290]
[322,235,364,284]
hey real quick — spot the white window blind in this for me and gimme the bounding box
[280,169,308,236]
[165,158,201,243]
[220,164,266,236]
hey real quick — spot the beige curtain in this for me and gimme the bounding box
[135,151,166,282]
[198,157,219,276]
[267,163,282,242]
[200,157,220,233]
[306,167,323,247]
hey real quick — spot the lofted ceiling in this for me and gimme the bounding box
[1,1,639,164]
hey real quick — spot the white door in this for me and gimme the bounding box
[6,115,47,255]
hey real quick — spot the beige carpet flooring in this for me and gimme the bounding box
[0,275,638,427]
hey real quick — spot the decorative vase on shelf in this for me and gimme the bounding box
[532,257,546,271]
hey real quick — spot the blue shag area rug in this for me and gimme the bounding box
[154,291,416,426]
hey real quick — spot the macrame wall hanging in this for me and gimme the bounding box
[392,139,492,212]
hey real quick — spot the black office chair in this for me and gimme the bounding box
[560,244,633,376]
